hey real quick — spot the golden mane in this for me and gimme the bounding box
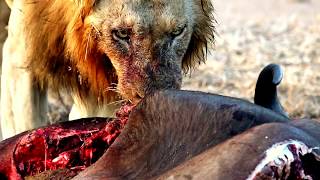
[24,0,214,103]
[25,1,118,103]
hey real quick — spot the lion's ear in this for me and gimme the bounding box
[182,0,216,73]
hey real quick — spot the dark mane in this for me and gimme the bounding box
[182,0,216,72]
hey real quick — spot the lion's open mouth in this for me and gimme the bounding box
[247,140,320,180]
[13,103,135,178]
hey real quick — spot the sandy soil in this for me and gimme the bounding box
[214,0,320,23]
[183,0,320,118]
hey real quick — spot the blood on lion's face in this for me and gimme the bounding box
[0,0,214,139]
[83,0,214,103]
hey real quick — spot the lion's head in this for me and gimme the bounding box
[28,0,215,104]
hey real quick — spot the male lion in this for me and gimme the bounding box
[1,0,215,139]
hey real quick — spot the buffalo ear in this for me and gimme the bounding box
[182,0,216,73]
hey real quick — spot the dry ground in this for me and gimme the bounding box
[183,0,320,119]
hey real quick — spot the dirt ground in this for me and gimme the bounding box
[183,0,320,118]
[0,0,320,120]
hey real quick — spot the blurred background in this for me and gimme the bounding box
[0,0,320,120]
[183,0,320,119]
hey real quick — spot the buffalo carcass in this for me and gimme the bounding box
[0,65,319,179]
[1,90,319,179]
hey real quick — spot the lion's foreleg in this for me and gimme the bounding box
[0,5,48,140]
[1,38,49,140]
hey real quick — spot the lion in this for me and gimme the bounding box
[1,0,215,140]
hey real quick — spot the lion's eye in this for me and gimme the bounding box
[112,29,130,41]
[171,26,186,37]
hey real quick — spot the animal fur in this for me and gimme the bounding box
[1,0,215,139]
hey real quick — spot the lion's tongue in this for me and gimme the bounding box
[14,104,135,177]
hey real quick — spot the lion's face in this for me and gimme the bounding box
[85,0,197,103]
[15,0,213,106]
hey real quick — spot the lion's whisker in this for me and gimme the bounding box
[105,99,130,106]
[106,86,118,90]
[107,89,120,93]
[91,24,100,35]
[105,87,121,93]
